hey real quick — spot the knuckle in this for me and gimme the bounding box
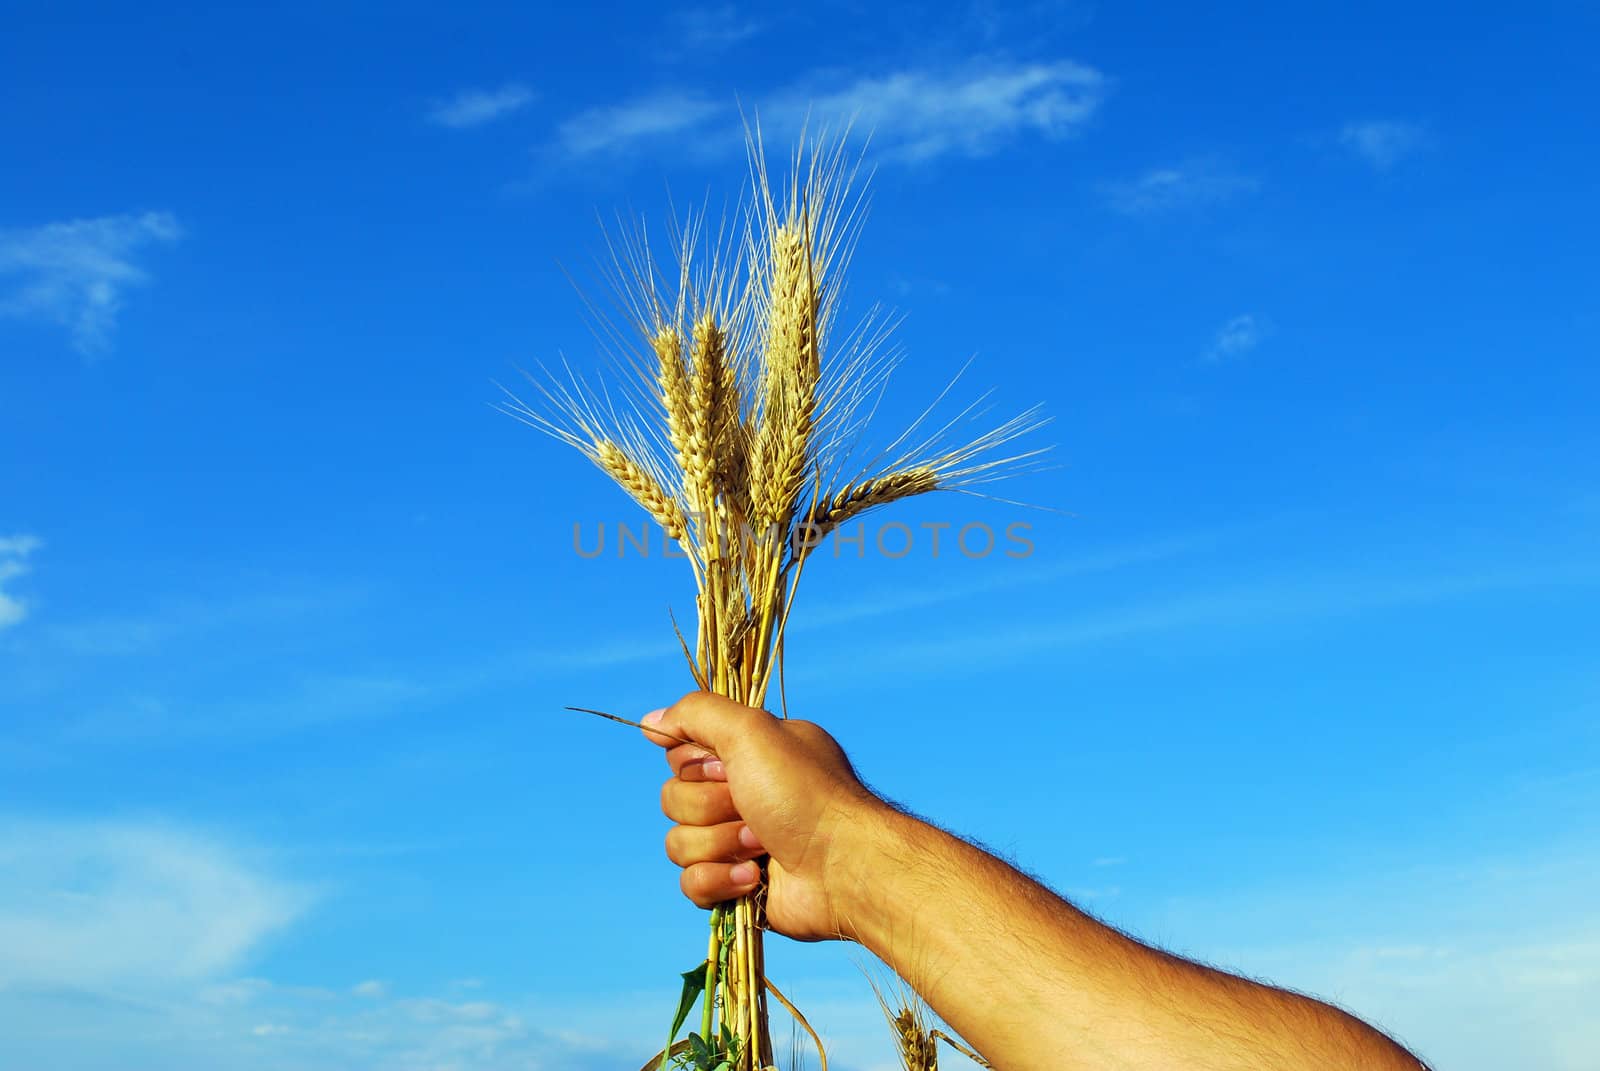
[689,785,727,824]
[672,690,711,716]
[663,777,736,826]
[662,781,708,824]
[686,794,718,825]
[680,865,721,907]
[664,826,693,867]
[790,719,831,745]
[787,719,819,740]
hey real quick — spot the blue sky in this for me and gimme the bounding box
[3,2,1599,1069]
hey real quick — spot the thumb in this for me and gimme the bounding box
[640,691,775,755]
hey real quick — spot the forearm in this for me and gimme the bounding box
[832,804,1423,1071]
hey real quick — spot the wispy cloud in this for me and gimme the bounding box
[1103,158,1258,215]
[1187,845,1600,1071]
[0,816,311,990]
[552,59,1105,165]
[45,587,357,657]
[0,972,664,1071]
[0,534,42,630]
[558,91,723,158]
[0,212,181,354]
[56,672,429,746]
[1339,119,1429,170]
[835,557,1600,675]
[798,526,1236,632]
[669,5,763,49]
[427,83,535,128]
[968,0,1095,41]
[1205,313,1269,362]
[765,61,1105,163]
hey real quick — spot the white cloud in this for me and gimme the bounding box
[0,534,41,630]
[797,525,1247,632]
[427,82,535,128]
[558,91,723,157]
[0,976,659,1071]
[58,672,429,745]
[352,978,388,998]
[765,61,1105,163]
[845,557,1600,675]
[553,59,1105,164]
[47,587,350,658]
[670,5,762,49]
[1104,158,1258,215]
[968,0,1095,40]
[1187,848,1600,1071]
[1205,312,1268,361]
[1339,119,1428,170]
[0,817,312,990]
[0,212,181,354]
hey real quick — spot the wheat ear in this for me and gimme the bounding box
[867,973,941,1071]
[893,1006,940,1071]
[801,466,940,539]
[594,439,686,540]
[653,325,694,475]
[687,312,731,507]
[751,221,821,530]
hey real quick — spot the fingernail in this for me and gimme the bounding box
[641,708,666,726]
[738,825,762,850]
[730,860,759,885]
[702,759,725,780]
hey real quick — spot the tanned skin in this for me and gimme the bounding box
[642,691,1427,1071]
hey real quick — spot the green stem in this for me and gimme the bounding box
[703,904,723,1046]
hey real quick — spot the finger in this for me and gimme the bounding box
[679,860,763,909]
[641,691,776,754]
[661,778,739,826]
[665,820,764,867]
[639,705,695,751]
[668,744,726,782]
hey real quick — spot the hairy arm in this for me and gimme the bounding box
[833,807,1419,1070]
[643,692,1425,1071]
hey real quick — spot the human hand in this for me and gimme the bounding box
[641,691,885,942]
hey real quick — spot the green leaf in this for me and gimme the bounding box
[668,963,708,1047]
[689,1031,712,1069]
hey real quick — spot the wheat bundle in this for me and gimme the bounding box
[502,132,1041,1071]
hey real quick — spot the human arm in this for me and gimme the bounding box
[642,691,1426,1071]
